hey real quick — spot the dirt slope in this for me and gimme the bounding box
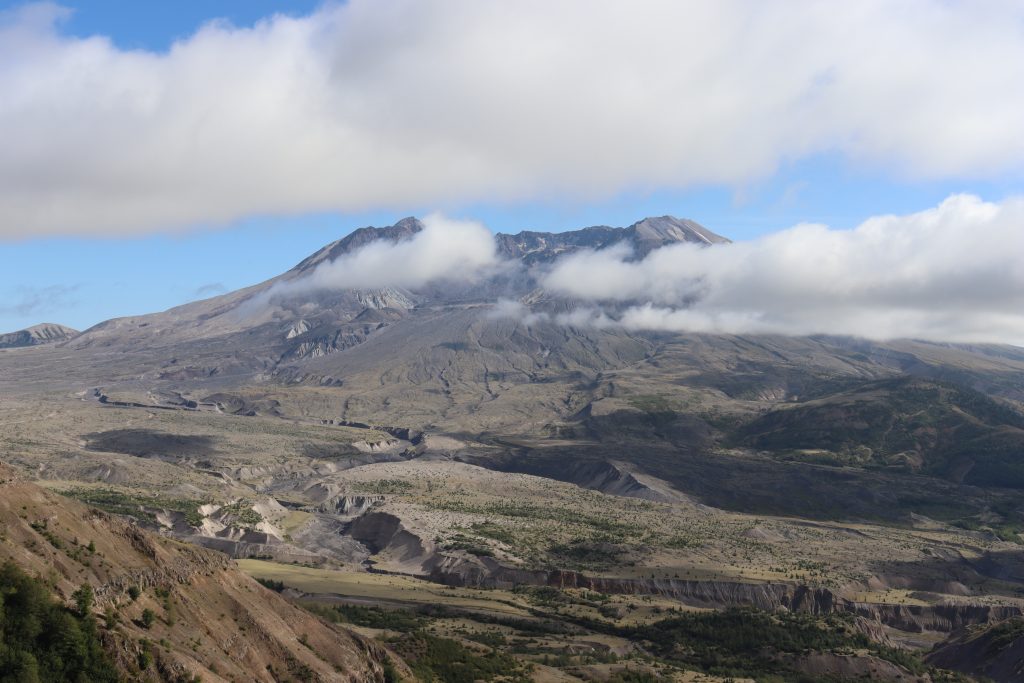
[0,463,401,682]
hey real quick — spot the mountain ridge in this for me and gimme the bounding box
[292,214,728,276]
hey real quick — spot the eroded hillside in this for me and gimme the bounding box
[0,464,400,682]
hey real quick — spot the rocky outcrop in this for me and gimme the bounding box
[354,288,415,310]
[188,535,324,564]
[352,439,405,453]
[321,420,424,446]
[320,495,385,516]
[200,393,282,416]
[285,319,312,339]
[284,322,389,360]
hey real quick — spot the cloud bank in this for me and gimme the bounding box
[3,1,1024,236]
[539,195,1024,345]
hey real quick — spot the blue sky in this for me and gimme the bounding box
[1,1,1022,334]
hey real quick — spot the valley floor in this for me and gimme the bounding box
[3,388,1024,681]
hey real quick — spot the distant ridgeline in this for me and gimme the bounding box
[0,323,78,349]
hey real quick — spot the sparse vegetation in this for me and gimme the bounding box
[352,479,415,495]
[256,577,286,592]
[301,602,426,632]
[64,487,205,527]
[217,500,264,529]
[390,631,530,683]
[737,377,1024,490]
[570,607,930,680]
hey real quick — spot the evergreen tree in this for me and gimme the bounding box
[0,561,120,682]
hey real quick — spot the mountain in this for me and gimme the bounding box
[0,215,731,388]
[0,322,77,348]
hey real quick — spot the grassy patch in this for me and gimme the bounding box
[390,631,531,683]
[64,487,205,526]
[352,479,415,495]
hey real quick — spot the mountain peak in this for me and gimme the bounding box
[0,323,78,349]
[291,217,424,274]
[495,215,728,264]
[627,216,730,253]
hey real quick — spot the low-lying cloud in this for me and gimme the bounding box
[305,214,499,290]
[538,195,1024,345]
[3,1,1024,236]
[261,214,500,303]
[488,299,616,329]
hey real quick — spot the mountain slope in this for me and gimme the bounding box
[926,618,1024,681]
[735,376,1024,487]
[0,463,398,682]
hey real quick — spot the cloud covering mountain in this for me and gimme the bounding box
[539,195,1024,344]
[2,0,1024,237]
[279,214,500,293]
[240,193,1024,346]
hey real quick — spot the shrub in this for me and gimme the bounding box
[72,583,95,617]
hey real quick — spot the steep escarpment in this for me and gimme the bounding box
[349,511,434,571]
[0,464,399,682]
[428,555,1021,636]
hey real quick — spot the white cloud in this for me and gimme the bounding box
[488,299,616,329]
[264,213,499,301]
[541,195,1024,345]
[2,1,1024,236]
[488,298,546,325]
